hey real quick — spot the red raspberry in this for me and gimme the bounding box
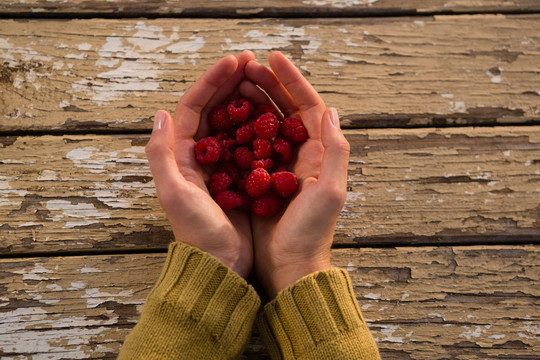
[273,137,292,164]
[254,104,277,118]
[236,121,255,144]
[252,190,283,217]
[195,136,222,164]
[220,138,236,162]
[254,112,279,139]
[228,98,252,123]
[251,158,274,170]
[271,171,298,197]
[280,117,308,143]
[253,138,273,159]
[237,170,250,191]
[208,105,233,131]
[209,172,233,196]
[216,162,240,183]
[233,146,255,170]
[215,190,243,212]
[245,168,271,197]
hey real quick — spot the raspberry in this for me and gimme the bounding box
[216,162,240,184]
[252,190,283,218]
[237,170,250,191]
[254,104,277,118]
[195,136,222,164]
[273,137,292,164]
[228,98,252,123]
[245,168,271,197]
[271,171,298,197]
[235,121,255,144]
[280,117,308,143]
[209,172,233,196]
[253,138,273,159]
[251,158,274,170]
[198,99,307,216]
[215,190,243,212]
[254,112,279,139]
[208,105,233,131]
[220,138,236,162]
[233,146,255,170]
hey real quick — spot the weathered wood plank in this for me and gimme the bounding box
[1,127,538,254]
[1,0,539,16]
[0,246,537,359]
[1,15,539,132]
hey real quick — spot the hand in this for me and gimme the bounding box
[244,52,351,298]
[145,51,256,278]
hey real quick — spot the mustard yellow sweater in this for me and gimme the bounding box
[119,242,380,359]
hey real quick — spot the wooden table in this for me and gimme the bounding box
[1,1,539,358]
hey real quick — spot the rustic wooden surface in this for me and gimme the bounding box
[2,0,540,16]
[1,127,539,254]
[1,15,540,132]
[1,1,539,359]
[0,246,538,359]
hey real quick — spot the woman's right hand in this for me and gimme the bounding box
[244,52,351,298]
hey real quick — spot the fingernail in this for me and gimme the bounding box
[154,111,166,131]
[329,107,340,128]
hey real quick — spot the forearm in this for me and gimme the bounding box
[257,267,380,360]
[119,242,260,360]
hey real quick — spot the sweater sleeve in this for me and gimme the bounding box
[257,267,380,359]
[118,242,261,360]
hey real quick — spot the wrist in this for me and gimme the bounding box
[262,259,332,299]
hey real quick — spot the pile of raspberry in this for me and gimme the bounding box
[194,98,308,217]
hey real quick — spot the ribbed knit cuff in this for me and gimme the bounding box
[119,242,261,360]
[257,267,380,360]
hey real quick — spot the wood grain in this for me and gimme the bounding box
[0,245,537,359]
[1,15,539,132]
[1,0,539,16]
[1,127,538,255]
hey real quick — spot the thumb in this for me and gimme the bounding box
[318,108,350,198]
[146,110,184,200]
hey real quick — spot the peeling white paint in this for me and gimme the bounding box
[449,101,466,113]
[77,43,92,51]
[82,288,138,308]
[71,21,201,103]
[80,266,102,273]
[302,0,378,8]
[225,25,322,55]
[518,321,539,340]
[37,169,58,181]
[45,199,111,228]
[378,324,404,343]
[486,67,503,83]
[365,293,381,300]
[69,281,87,290]
[460,325,488,340]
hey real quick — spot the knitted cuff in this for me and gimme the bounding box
[119,242,260,360]
[257,267,380,360]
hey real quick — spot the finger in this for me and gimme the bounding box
[318,108,349,200]
[207,50,256,109]
[245,60,298,117]
[146,110,185,204]
[174,55,238,139]
[268,52,326,137]
[194,51,256,139]
[237,79,279,111]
